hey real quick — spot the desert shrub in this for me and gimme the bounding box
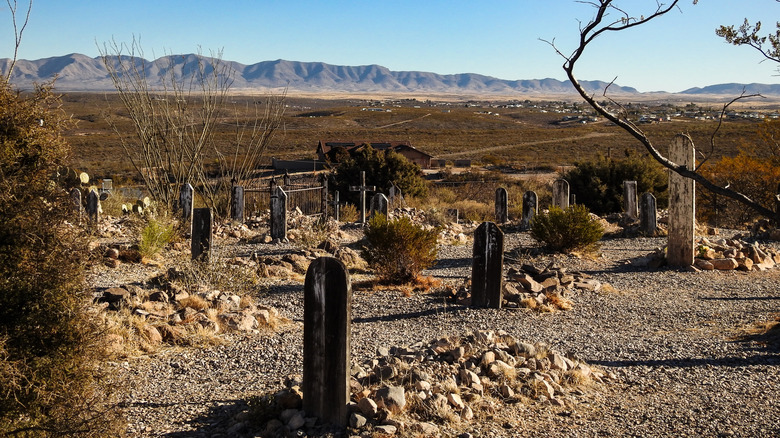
[0,79,120,435]
[331,145,428,203]
[698,146,780,227]
[339,203,359,222]
[138,215,176,258]
[531,205,604,253]
[361,214,439,284]
[563,154,668,216]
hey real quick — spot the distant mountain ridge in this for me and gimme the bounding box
[1,53,779,96]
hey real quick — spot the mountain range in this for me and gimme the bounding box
[2,53,779,96]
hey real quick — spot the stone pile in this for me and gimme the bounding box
[95,268,284,350]
[249,330,611,437]
[692,237,780,271]
[637,236,780,271]
[450,263,603,312]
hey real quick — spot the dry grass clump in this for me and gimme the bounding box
[731,314,780,348]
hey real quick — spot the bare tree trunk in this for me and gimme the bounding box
[544,0,778,222]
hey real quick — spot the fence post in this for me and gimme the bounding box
[320,174,329,218]
[191,208,213,261]
[303,257,351,427]
[471,221,504,308]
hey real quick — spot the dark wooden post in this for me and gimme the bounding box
[180,183,194,226]
[369,193,389,220]
[640,192,657,236]
[85,188,99,223]
[70,187,82,223]
[270,186,288,240]
[303,257,352,427]
[231,185,245,223]
[471,221,504,309]
[520,190,537,231]
[495,187,508,224]
[191,208,213,261]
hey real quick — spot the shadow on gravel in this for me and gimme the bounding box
[120,399,249,437]
[259,283,301,295]
[699,296,780,301]
[590,354,780,369]
[352,305,465,324]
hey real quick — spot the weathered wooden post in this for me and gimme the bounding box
[270,186,288,241]
[520,190,538,231]
[191,208,213,261]
[70,187,82,221]
[231,185,245,223]
[552,179,570,210]
[303,257,351,427]
[623,181,638,220]
[495,187,508,224]
[349,171,376,225]
[369,193,389,220]
[667,135,696,266]
[471,221,504,309]
[85,188,100,223]
[388,183,403,209]
[640,192,657,236]
[180,183,194,226]
[320,174,329,218]
[329,191,341,222]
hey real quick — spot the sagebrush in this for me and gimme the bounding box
[531,205,604,253]
[361,214,439,284]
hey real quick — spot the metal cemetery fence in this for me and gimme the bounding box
[243,172,328,217]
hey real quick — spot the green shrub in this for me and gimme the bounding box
[531,205,604,253]
[564,154,668,216]
[0,79,120,435]
[331,145,428,204]
[138,215,176,258]
[361,214,439,284]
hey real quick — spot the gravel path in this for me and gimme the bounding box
[104,231,780,437]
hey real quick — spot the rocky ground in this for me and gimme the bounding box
[90,215,780,437]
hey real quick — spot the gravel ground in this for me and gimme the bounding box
[99,230,780,437]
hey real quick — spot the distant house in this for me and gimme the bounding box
[316,140,433,169]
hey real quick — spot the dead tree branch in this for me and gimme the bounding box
[4,0,33,81]
[546,0,777,220]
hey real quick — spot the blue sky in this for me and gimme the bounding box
[2,0,779,92]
